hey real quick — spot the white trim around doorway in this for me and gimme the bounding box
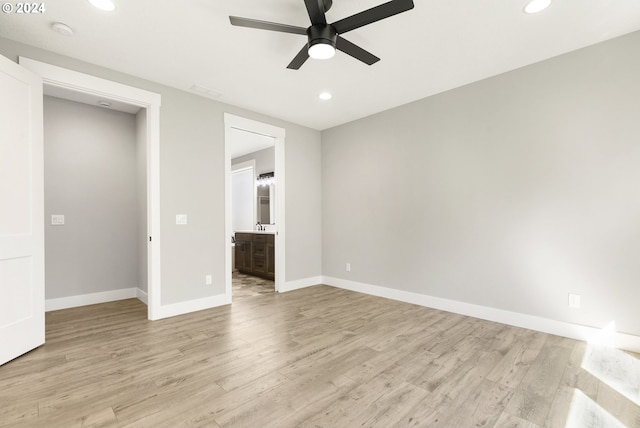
[224,114,286,299]
[18,57,163,320]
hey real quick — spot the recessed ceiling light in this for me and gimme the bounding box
[51,22,74,36]
[319,92,332,101]
[88,0,116,12]
[523,0,551,14]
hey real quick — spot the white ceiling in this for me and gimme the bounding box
[1,0,640,130]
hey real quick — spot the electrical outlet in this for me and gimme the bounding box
[205,275,212,286]
[346,263,351,272]
[51,214,65,225]
[568,293,581,309]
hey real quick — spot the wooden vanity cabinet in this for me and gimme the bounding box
[266,239,275,278]
[234,232,275,280]
[234,233,252,272]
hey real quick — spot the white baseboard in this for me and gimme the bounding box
[46,287,229,321]
[136,288,148,305]
[280,276,322,293]
[155,294,230,320]
[46,288,137,312]
[322,276,640,353]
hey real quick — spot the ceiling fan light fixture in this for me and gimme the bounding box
[307,24,337,60]
[523,0,551,14]
[308,42,336,60]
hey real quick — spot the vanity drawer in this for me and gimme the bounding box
[253,256,266,273]
[253,242,265,255]
[235,233,253,242]
[253,234,268,243]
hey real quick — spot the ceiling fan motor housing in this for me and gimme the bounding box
[307,24,337,50]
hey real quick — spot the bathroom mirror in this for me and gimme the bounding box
[257,182,275,224]
[256,172,275,225]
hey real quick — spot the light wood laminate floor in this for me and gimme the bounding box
[0,285,638,427]
[232,271,274,301]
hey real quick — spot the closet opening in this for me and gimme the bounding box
[43,96,148,313]
[19,57,162,320]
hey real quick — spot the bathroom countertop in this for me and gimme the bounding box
[234,230,276,235]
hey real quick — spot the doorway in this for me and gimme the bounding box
[224,114,285,301]
[43,96,144,311]
[19,57,162,320]
[231,144,274,300]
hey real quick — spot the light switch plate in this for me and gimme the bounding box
[51,215,65,225]
[176,214,187,225]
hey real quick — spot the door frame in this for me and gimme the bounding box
[224,114,285,297]
[18,57,163,320]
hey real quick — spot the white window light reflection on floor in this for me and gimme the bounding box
[581,321,640,407]
[565,389,626,428]
[563,321,640,427]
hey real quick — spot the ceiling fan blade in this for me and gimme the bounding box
[304,0,327,25]
[229,16,307,35]
[336,37,380,65]
[332,0,414,34]
[287,45,310,69]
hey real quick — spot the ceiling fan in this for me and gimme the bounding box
[229,0,415,70]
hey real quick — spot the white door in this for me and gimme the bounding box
[0,54,45,365]
[231,167,255,232]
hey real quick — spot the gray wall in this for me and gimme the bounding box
[322,31,640,336]
[0,37,322,305]
[43,96,139,299]
[232,146,275,175]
